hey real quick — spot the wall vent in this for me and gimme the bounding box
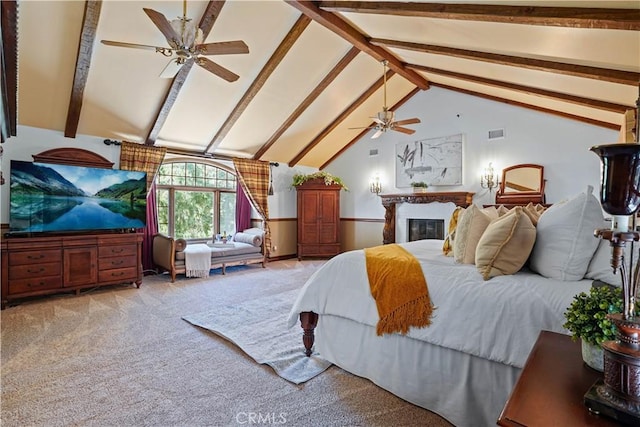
[369,148,379,157]
[488,128,505,140]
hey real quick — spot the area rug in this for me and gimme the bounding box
[182,289,332,385]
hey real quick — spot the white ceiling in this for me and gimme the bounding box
[12,0,640,168]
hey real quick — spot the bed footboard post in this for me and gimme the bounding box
[300,311,318,357]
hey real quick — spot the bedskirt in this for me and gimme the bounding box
[316,314,522,427]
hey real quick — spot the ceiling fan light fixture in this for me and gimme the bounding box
[377,109,394,124]
[170,18,203,50]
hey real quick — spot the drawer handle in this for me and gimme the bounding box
[112,260,124,266]
[28,267,45,273]
[27,254,44,260]
[111,248,124,254]
[112,272,125,277]
[27,282,45,288]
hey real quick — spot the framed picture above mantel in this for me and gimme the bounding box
[395,133,463,188]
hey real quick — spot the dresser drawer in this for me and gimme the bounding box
[99,256,137,271]
[9,249,61,266]
[9,276,62,294]
[9,262,61,280]
[98,245,137,258]
[99,267,137,283]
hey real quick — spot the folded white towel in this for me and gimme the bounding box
[184,244,211,278]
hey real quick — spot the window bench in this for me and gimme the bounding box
[152,230,266,282]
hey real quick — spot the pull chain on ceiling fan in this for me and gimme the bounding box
[351,60,421,139]
[101,0,249,82]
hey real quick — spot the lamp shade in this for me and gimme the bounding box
[590,143,640,215]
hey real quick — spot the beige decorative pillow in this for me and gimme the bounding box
[497,205,510,217]
[453,204,493,264]
[475,207,537,280]
[442,206,464,256]
[522,202,543,226]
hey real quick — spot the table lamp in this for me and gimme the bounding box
[585,141,640,424]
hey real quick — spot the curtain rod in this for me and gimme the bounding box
[103,139,279,166]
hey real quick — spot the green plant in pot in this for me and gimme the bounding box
[410,181,429,193]
[291,171,348,190]
[563,284,623,371]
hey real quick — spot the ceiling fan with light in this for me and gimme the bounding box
[100,0,248,82]
[352,60,421,139]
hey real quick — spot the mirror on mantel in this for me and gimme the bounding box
[495,164,546,205]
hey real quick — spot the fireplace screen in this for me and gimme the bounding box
[408,219,445,241]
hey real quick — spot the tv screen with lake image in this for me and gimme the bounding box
[10,160,147,233]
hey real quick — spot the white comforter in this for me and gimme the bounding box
[288,240,592,368]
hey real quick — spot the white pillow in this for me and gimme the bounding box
[529,186,604,281]
[234,232,263,247]
[241,227,265,237]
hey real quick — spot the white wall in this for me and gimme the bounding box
[325,87,619,219]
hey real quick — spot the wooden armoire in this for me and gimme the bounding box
[296,178,341,260]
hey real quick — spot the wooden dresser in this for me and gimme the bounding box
[1,232,143,309]
[296,178,341,260]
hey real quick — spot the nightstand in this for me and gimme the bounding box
[498,330,619,426]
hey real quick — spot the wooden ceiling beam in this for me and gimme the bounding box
[146,0,225,146]
[321,86,419,170]
[289,69,394,167]
[371,38,640,86]
[408,63,632,113]
[64,0,102,139]
[253,46,360,160]
[431,81,620,131]
[319,1,640,31]
[285,1,429,90]
[204,15,312,154]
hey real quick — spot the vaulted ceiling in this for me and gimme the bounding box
[3,1,639,169]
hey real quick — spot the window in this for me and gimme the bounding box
[156,160,236,239]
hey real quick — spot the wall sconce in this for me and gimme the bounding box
[480,162,498,192]
[369,174,382,195]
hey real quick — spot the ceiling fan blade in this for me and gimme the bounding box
[393,126,416,135]
[394,118,421,126]
[101,40,170,52]
[143,8,181,47]
[349,125,376,130]
[196,41,249,55]
[371,129,384,139]
[197,58,239,82]
[159,59,183,78]
[370,117,385,125]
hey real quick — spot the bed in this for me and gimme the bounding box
[287,188,612,427]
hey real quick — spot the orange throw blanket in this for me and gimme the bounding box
[364,244,434,336]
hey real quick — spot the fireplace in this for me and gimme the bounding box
[408,219,444,241]
[380,191,474,244]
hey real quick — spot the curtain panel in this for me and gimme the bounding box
[119,141,167,194]
[232,158,271,257]
[119,141,167,273]
[235,183,252,233]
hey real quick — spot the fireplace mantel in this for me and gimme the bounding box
[380,191,474,244]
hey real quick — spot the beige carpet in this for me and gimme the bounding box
[1,260,453,427]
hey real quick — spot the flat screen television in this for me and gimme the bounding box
[9,160,147,234]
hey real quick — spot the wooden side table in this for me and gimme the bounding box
[498,330,619,426]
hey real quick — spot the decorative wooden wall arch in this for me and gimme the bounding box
[32,148,114,168]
